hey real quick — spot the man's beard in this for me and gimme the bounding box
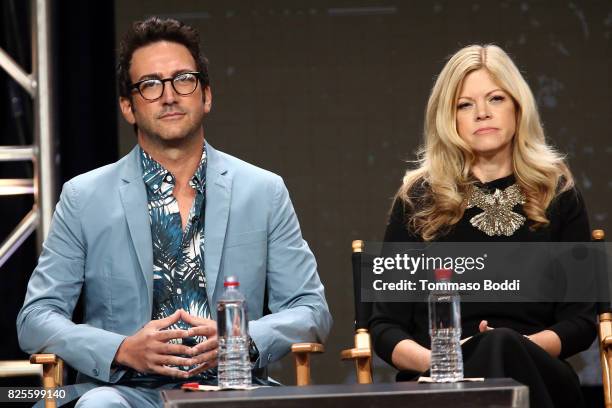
[137,111,205,147]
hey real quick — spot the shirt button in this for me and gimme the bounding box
[92,368,99,376]
[153,184,159,190]
[166,175,173,182]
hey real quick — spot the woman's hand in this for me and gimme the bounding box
[478,319,561,357]
[479,320,494,332]
[391,339,431,373]
[525,330,561,357]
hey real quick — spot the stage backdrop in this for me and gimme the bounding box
[115,1,612,385]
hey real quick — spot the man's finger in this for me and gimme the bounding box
[155,329,190,342]
[151,354,195,368]
[205,358,218,369]
[192,348,218,366]
[180,310,216,327]
[151,364,190,379]
[192,337,218,355]
[150,310,183,329]
[187,324,216,338]
[186,363,210,377]
[154,342,195,356]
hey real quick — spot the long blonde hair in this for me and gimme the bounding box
[398,44,573,241]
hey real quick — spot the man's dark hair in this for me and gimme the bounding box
[117,17,210,100]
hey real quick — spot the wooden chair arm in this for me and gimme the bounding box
[25,354,64,408]
[30,354,60,365]
[340,329,373,384]
[340,348,371,360]
[291,343,324,354]
[291,343,324,386]
[341,347,373,384]
[31,353,63,387]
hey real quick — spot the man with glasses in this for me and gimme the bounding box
[17,17,331,407]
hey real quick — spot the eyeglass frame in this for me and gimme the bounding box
[129,71,203,101]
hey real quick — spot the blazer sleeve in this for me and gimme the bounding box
[248,176,332,367]
[16,181,127,383]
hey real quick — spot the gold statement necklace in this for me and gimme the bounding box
[466,183,526,236]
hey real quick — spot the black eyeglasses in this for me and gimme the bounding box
[130,71,201,101]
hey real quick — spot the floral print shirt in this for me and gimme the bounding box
[140,144,213,377]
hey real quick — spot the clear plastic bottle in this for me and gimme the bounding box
[217,276,252,389]
[428,268,464,382]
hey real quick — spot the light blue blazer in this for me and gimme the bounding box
[17,143,332,385]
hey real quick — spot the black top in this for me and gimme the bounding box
[369,175,597,365]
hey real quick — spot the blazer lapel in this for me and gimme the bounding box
[118,147,154,311]
[204,144,232,307]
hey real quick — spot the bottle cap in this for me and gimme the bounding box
[181,382,200,390]
[434,268,453,281]
[224,276,240,287]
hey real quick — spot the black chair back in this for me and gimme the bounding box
[593,230,612,314]
[351,240,372,330]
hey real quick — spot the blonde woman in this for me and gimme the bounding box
[370,45,595,408]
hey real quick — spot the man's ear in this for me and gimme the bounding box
[203,86,212,115]
[119,96,136,124]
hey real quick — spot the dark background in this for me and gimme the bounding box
[0,0,118,392]
[1,0,610,403]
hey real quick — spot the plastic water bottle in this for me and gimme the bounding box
[217,276,252,389]
[428,268,464,382]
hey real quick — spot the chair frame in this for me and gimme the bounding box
[594,229,612,407]
[340,240,373,384]
[341,328,373,384]
[29,344,321,407]
[28,354,63,408]
[599,312,612,407]
[344,232,612,402]
[291,343,325,386]
[29,233,612,403]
